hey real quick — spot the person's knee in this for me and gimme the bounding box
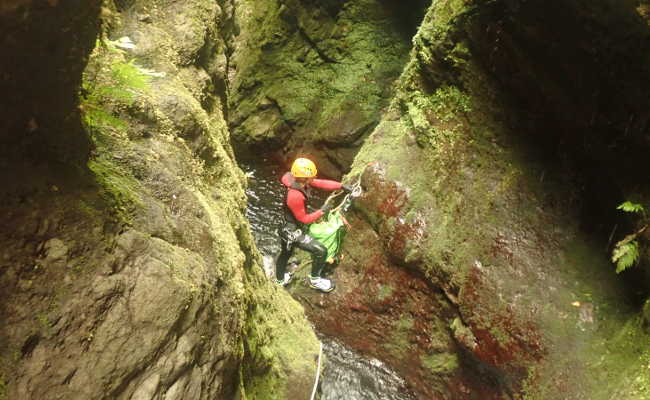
[313,243,327,259]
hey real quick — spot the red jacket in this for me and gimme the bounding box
[281,172,341,224]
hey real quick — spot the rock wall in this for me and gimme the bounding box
[0,1,320,399]
[227,0,427,177]
[288,0,650,398]
[0,0,99,164]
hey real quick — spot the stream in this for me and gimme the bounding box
[238,152,415,400]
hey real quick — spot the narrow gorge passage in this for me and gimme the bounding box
[231,0,650,398]
[237,149,416,400]
[2,0,650,399]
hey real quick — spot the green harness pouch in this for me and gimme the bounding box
[308,211,346,263]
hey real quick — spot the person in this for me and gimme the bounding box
[276,157,352,292]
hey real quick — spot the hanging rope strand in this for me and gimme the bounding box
[322,171,364,212]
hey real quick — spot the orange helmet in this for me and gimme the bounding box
[291,158,317,178]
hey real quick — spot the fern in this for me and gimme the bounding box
[610,201,648,273]
[81,59,150,132]
[617,201,644,214]
[612,240,640,273]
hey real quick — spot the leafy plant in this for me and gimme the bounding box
[611,201,647,273]
[617,201,645,214]
[81,43,151,133]
[612,238,640,273]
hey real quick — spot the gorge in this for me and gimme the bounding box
[1,0,650,399]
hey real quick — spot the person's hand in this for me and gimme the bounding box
[341,184,353,193]
[320,202,332,214]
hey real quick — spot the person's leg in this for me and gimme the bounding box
[294,234,327,277]
[275,230,294,282]
[308,242,328,278]
[294,234,334,292]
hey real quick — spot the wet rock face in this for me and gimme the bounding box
[228,0,427,178]
[289,213,505,399]
[287,1,650,398]
[0,0,320,399]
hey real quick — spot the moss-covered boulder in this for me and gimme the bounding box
[0,1,320,399]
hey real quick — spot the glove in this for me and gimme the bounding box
[341,184,353,193]
[320,202,332,214]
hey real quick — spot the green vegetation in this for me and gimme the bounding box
[403,85,472,149]
[612,240,640,274]
[384,315,414,358]
[241,287,319,400]
[587,316,650,399]
[79,39,151,224]
[420,352,458,375]
[377,283,394,301]
[81,40,150,134]
[617,201,645,214]
[87,155,142,225]
[230,0,413,145]
[611,201,647,273]
[429,85,473,118]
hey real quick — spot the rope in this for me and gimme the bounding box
[322,175,363,213]
[331,183,362,213]
[320,162,374,214]
[310,341,323,400]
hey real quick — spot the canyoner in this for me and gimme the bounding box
[275,158,356,292]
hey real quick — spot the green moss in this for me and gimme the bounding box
[402,85,472,149]
[377,283,394,301]
[87,155,143,225]
[592,316,650,399]
[384,315,414,359]
[0,375,5,400]
[230,0,414,144]
[421,352,459,376]
[241,286,320,400]
[445,42,471,68]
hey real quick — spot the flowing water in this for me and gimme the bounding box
[237,152,415,400]
[319,338,415,400]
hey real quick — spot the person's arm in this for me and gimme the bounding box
[310,178,342,191]
[287,190,323,224]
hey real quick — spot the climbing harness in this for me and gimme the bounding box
[281,225,303,250]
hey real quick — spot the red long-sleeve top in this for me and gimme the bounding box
[281,172,342,224]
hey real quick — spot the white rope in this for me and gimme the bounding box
[310,341,323,400]
[322,179,362,214]
[321,162,371,212]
